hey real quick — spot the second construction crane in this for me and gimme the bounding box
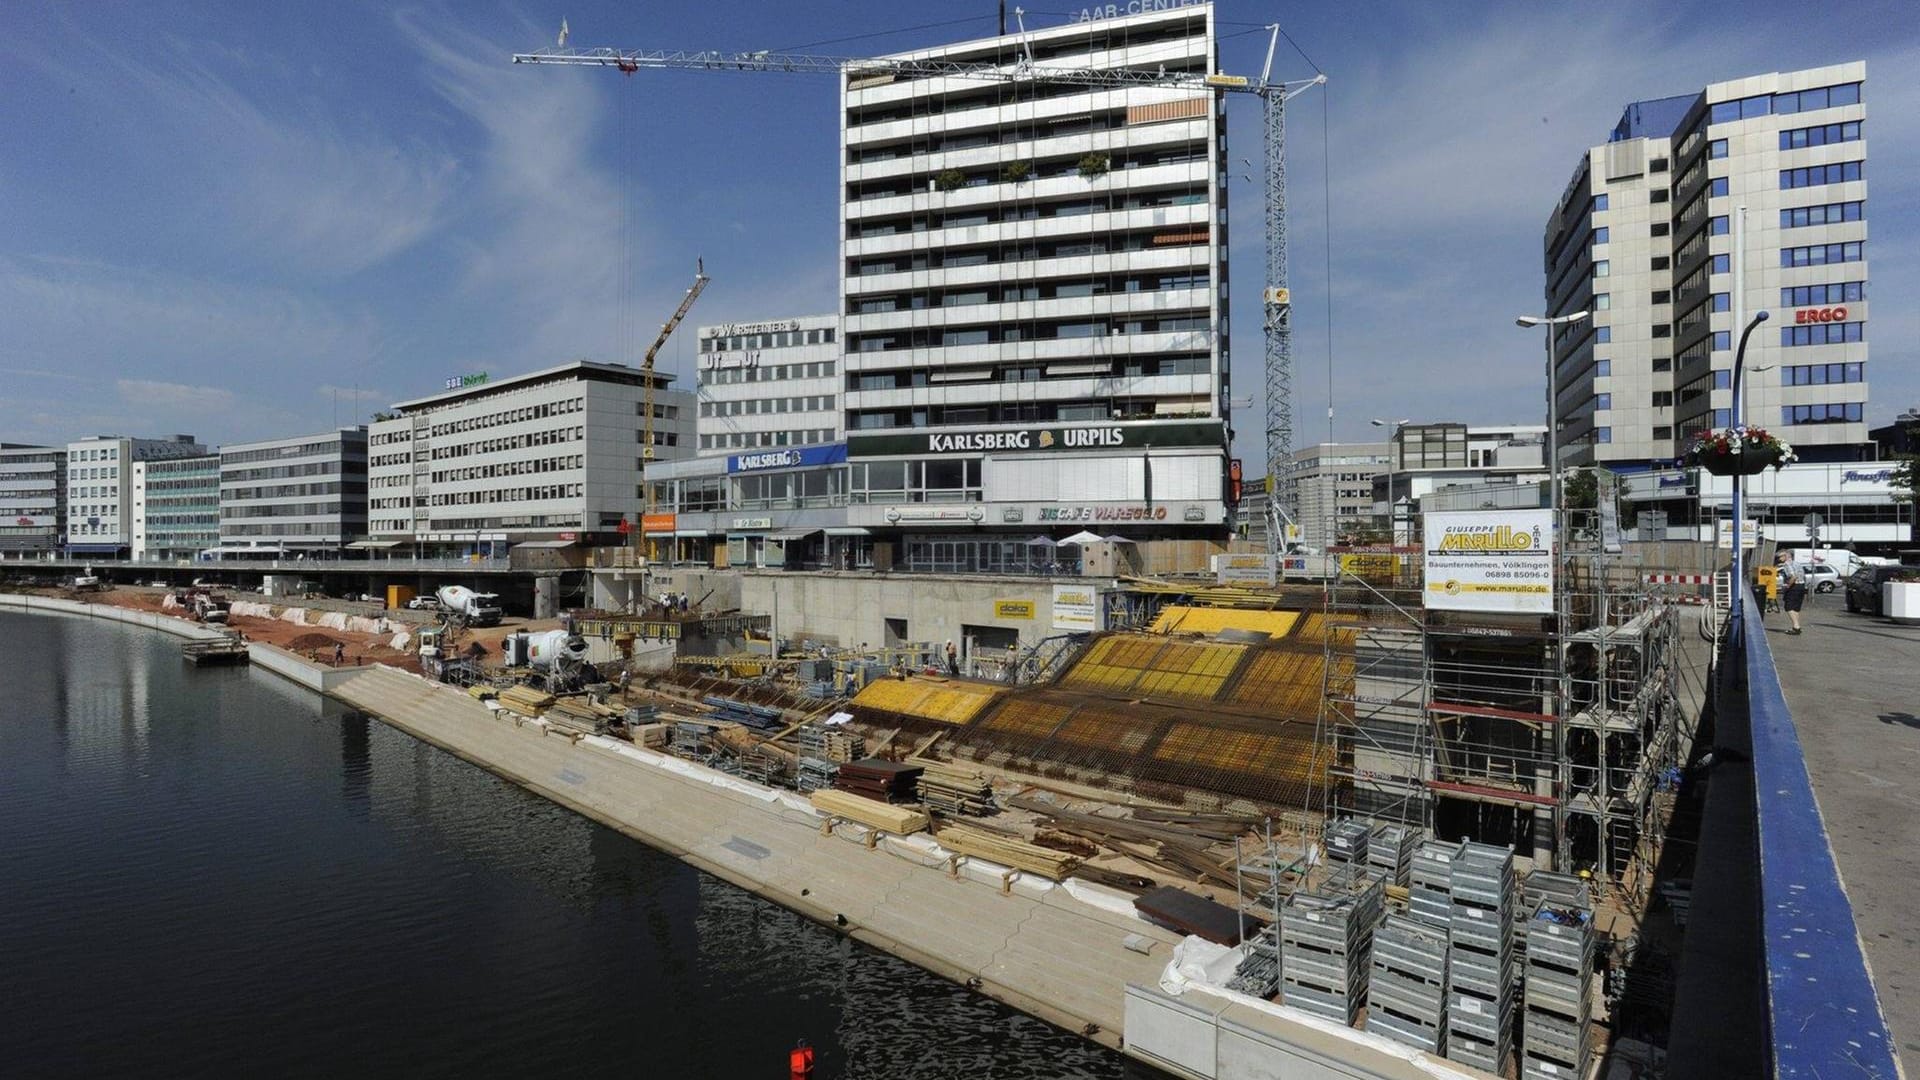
[516,15,1322,554]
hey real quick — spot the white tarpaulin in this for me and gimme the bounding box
[1423,508,1555,614]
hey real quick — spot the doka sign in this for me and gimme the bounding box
[1423,509,1555,615]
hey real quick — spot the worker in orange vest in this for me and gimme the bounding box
[788,1037,816,1079]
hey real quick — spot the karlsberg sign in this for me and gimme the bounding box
[849,421,1223,457]
[727,444,848,474]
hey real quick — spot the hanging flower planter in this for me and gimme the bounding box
[1681,426,1796,476]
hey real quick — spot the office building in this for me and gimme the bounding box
[837,3,1233,549]
[1380,424,1549,533]
[1273,442,1390,551]
[367,361,695,553]
[64,434,206,556]
[132,454,221,561]
[1543,62,1869,470]
[218,429,367,556]
[0,444,67,558]
[695,315,843,452]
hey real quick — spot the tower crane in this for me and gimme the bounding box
[515,22,1323,557]
[640,257,710,470]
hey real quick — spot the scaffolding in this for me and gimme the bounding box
[1313,506,1693,896]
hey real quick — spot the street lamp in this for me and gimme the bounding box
[1729,310,1772,628]
[1515,311,1590,519]
[1370,417,1411,543]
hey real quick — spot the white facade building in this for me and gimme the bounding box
[368,361,695,551]
[694,315,842,452]
[836,4,1232,547]
[1273,442,1390,551]
[218,430,366,555]
[0,444,67,558]
[63,435,205,556]
[1545,63,1870,470]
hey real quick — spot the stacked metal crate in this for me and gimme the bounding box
[1408,839,1462,929]
[1279,865,1384,1025]
[1522,898,1594,1080]
[1367,823,1416,886]
[1445,843,1516,1076]
[1324,818,1371,867]
[796,757,839,793]
[1516,869,1591,964]
[1366,913,1449,1054]
[1226,923,1282,998]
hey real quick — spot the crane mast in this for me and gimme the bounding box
[641,258,710,472]
[515,27,1321,556]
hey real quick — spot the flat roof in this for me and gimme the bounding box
[390,360,678,414]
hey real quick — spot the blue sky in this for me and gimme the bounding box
[2,1,1915,462]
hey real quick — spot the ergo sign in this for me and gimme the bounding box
[1795,306,1849,324]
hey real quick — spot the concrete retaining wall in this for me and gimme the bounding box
[246,642,372,693]
[738,571,1075,652]
[0,593,229,641]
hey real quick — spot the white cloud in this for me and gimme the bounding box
[116,379,236,411]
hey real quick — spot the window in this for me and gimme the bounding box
[1652,290,1671,304]
[1595,327,1612,343]
[1653,356,1672,371]
[1781,201,1864,228]
[1711,293,1730,313]
[1650,222,1670,237]
[1780,161,1864,189]
[1592,260,1610,278]
[1712,331,1730,351]
[1710,215,1729,235]
[1774,81,1861,115]
[1652,391,1673,407]
[1781,321,1865,346]
[1782,241,1865,267]
[1653,326,1672,340]
[1784,362,1865,385]
[1594,393,1612,410]
[1651,157,1669,172]
[1596,359,1611,376]
[1781,120,1863,150]
[1782,402,1864,425]
[1592,227,1610,245]
[1592,194,1609,212]
[1651,189,1670,203]
[1709,178,1729,197]
[1594,427,1612,443]
[1593,293,1611,310]
[1781,281,1865,306]
[1712,254,1730,273]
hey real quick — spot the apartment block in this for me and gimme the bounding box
[367,361,695,552]
[1544,62,1869,469]
[132,454,221,561]
[0,444,67,558]
[64,435,206,556]
[218,429,367,555]
[1274,442,1390,551]
[694,315,843,453]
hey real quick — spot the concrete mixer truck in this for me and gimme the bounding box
[435,585,503,627]
[503,629,598,692]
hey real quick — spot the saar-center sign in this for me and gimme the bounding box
[1422,509,1555,615]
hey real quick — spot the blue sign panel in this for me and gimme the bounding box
[727,444,848,474]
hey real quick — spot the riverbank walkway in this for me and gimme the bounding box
[1768,596,1920,1074]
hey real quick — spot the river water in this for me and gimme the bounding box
[0,611,1159,1079]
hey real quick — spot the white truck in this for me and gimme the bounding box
[503,629,590,670]
[436,585,503,627]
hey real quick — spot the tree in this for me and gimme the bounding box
[999,160,1031,184]
[1076,152,1111,179]
[934,168,966,192]
[1892,424,1920,542]
[1562,468,1598,510]
[1335,518,1391,545]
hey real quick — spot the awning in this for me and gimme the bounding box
[1101,534,1137,544]
[513,540,576,549]
[347,540,401,550]
[1057,530,1105,546]
[768,528,821,542]
[824,526,870,537]
[1025,535,1058,547]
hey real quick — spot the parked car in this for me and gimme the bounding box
[1797,563,1842,594]
[407,595,440,611]
[1843,564,1906,615]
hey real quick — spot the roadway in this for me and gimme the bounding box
[1767,592,1920,1074]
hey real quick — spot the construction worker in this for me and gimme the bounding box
[788,1037,815,1080]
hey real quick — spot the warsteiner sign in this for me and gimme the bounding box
[1422,509,1555,615]
[849,421,1223,458]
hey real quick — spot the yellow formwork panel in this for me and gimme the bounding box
[852,677,999,726]
[1061,635,1249,703]
[977,698,1076,739]
[1147,606,1303,638]
[1052,703,1163,755]
[1224,648,1325,721]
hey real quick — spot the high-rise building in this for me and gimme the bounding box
[218,429,368,556]
[367,362,696,553]
[0,444,67,559]
[837,3,1233,546]
[132,454,221,561]
[63,435,206,556]
[1544,62,1869,470]
[693,315,843,452]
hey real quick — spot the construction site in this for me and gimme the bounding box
[247,498,1688,1080]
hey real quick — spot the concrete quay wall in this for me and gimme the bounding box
[0,593,230,641]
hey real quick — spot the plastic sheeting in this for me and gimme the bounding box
[389,632,411,653]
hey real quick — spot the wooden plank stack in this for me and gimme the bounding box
[798,726,865,763]
[545,697,619,736]
[499,686,555,716]
[810,789,929,834]
[908,758,994,816]
[935,824,1080,880]
[833,758,922,803]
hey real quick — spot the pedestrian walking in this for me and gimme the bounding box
[1781,564,1808,634]
[332,641,345,666]
[945,639,959,676]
